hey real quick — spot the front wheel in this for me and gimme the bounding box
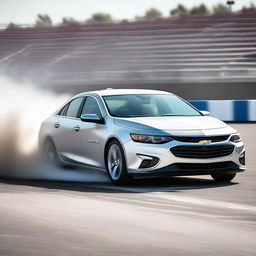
[106,140,131,185]
[211,173,236,182]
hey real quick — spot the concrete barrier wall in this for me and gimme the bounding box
[189,100,256,122]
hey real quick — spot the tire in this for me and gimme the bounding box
[211,173,236,182]
[106,140,131,185]
[42,139,60,167]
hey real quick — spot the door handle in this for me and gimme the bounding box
[54,122,60,128]
[74,125,80,131]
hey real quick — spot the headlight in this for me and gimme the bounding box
[130,134,173,144]
[230,133,241,143]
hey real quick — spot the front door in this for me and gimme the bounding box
[72,96,105,168]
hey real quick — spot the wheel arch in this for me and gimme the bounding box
[41,136,56,152]
[104,137,126,167]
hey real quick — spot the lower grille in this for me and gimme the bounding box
[170,145,234,159]
[176,162,233,170]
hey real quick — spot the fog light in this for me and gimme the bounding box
[239,152,245,165]
[137,154,159,168]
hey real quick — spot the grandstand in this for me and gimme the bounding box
[0,10,255,99]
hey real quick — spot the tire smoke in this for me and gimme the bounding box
[0,75,108,182]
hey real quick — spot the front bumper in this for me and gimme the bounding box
[130,161,245,177]
[124,139,245,176]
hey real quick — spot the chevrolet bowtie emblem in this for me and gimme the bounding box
[199,140,211,145]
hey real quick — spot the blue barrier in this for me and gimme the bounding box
[233,101,249,122]
[189,101,208,112]
[189,100,256,122]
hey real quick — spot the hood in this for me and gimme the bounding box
[114,116,236,136]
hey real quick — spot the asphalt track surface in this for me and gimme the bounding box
[0,124,255,256]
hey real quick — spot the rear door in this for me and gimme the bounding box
[52,97,85,161]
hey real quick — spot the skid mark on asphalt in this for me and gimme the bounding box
[150,192,256,212]
[90,184,256,213]
[89,194,224,219]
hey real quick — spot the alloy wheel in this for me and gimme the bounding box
[107,144,123,180]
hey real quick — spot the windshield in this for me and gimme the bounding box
[103,94,201,117]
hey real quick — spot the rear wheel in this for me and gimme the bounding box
[42,139,60,167]
[106,140,131,185]
[211,173,236,182]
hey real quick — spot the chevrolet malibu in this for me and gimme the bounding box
[39,89,245,185]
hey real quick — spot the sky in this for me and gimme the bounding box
[0,0,255,25]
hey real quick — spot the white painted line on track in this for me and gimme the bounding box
[0,46,30,64]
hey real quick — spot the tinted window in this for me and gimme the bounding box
[58,104,69,116]
[81,97,102,117]
[103,94,201,117]
[66,97,84,118]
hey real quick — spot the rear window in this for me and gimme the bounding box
[65,97,84,118]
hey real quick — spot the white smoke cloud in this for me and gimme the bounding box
[0,75,108,182]
[0,76,70,155]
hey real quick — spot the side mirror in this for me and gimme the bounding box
[200,110,210,116]
[80,114,104,124]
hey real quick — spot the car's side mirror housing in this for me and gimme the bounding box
[80,114,105,124]
[200,110,210,116]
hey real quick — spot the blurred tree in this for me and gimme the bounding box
[170,4,188,16]
[7,22,19,29]
[88,13,112,23]
[190,4,209,15]
[242,2,256,11]
[144,8,163,19]
[134,15,143,21]
[213,3,230,13]
[62,17,80,25]
[36,14,52,26]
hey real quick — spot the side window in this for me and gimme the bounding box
[66,97,84,118]
[58,104,69,116]
[81,97,102,117]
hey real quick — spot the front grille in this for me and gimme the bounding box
[170,145,234,159]
[171,135,229,143]
[176,161,233,170]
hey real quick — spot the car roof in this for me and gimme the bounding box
[75,89,173,97]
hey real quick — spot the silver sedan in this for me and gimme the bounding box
[39,89,245,185]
